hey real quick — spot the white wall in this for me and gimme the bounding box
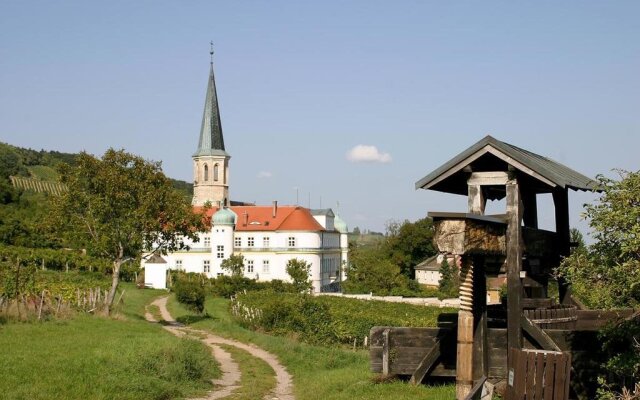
[144,263,167,289]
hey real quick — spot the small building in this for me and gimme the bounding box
[414,254,455,287]
[144,254,168,289]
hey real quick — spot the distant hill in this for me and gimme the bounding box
[0,142,193,197]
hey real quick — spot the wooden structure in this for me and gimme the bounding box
[371,136,611,399]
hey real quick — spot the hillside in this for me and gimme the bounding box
[0,141,193,248]
[0,142,193,197]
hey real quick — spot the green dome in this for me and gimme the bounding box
[212,208,236,226]
[334,215,348,233]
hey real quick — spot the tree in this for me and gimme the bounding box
[382,217,436,278]
[220,254,245,277]
[286,258,312,293]
[48,149,206,314]
[343,244,410,295]
[438,257,459,297]
[557,170,640,309]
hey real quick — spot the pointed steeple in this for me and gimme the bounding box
[194,44,228,157]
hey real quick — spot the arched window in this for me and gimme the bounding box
[214,164,219,181]
[204,164,209,181]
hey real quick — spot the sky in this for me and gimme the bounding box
[1,1,638,236]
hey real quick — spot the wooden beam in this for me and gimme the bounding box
[468,184,486,215]
[467,171,509,186]
[520,315,561,351]
[463,376,487,400]
[382,329,390,376]
[506,178,523,393]
[457,256,475,400]
[410,338,441,385]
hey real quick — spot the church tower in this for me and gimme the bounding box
[192,45,230,206]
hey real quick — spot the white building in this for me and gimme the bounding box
[144,52,348,292]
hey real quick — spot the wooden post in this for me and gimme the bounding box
[382,328,391,376]
[506,178,524,398]
[553,188,571,304]
[468,185,486,215]
[456,256,474,400]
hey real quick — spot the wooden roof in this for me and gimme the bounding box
[415,135,600,199]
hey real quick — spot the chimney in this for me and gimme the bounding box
[243,211,248,226]
[272,201,278,218]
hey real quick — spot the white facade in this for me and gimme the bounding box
[155,216,345,292]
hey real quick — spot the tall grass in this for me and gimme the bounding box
[0,283,219,400]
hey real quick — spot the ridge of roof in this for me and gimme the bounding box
[415,135,600,192]
[194,205,326,232]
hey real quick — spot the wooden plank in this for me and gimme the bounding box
[506,178,524,378]
[564,353,572,400]
[382,329,390,376]
[515,348,527,398]
[534,352,545,400]
[463,376,487,400]
[410,339,441,385]
[526,351,537,399]
[521,315,561,351]
[553,353,567,400]
[543,353,556,400]
[467,171,509,186]
[553,188,571,304]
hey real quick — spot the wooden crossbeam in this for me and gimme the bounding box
[520,315,561,352]
[409,338,441,385]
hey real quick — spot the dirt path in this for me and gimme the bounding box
[145,296,294,400]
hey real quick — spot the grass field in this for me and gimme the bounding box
[167,295,456,400]
[0,284,219,400]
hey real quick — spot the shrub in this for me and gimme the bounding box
[173,279,205,313]
[138,338,218,382]
[231,291,456,346]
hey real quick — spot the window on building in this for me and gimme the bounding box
[234,237,241,247]
[288,236,296,247]
[204,236,210,247]
[247,260,254,273]
[262,259,270,274]
[204,164,209,181]
[248,237,254,247]
[217,245,224,259]
[263,236,270,247]
[214,164,219,181]
[175,259,183,270]
[203,260,210,273]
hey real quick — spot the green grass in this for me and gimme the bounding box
[27,165,58,180]
[222,344,276,400]
[167,295,455,400]
[0,283,219,400]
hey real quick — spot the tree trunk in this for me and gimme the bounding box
[106,260,121,315]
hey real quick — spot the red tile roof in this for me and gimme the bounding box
[194,205,325,232]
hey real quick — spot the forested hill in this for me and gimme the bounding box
[0,141,193,198]
[0,141,192,248]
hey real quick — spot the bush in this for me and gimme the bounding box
[231,291,456,346]
[138,338,218,382]
[173,279,205,313]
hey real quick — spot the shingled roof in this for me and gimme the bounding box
[415,135,600,198]
[194,60,228,157]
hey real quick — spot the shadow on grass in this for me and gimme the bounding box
[176,314,214,325]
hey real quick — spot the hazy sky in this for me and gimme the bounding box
[1,1,638,235]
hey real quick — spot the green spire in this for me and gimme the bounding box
[194,46,228,157]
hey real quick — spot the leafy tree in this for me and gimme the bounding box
[569,227,586,254]
[220,254,245,277]
[343,245,409,295]
[557,170,640,309]
[48,149,206,314]
[352,226,360,235]
[382,217,436,278]
[286,258,313,293]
